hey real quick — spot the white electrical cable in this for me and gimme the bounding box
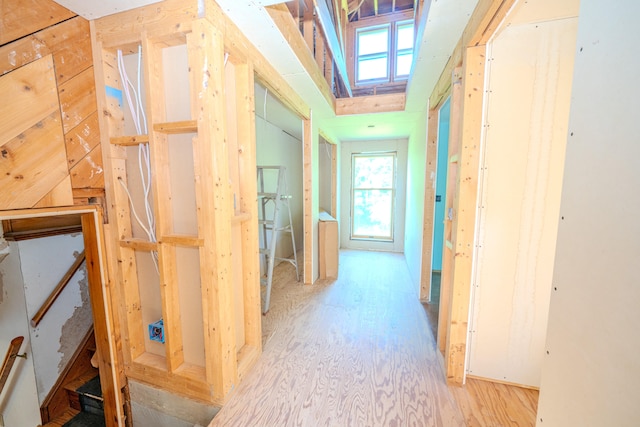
[117,48,158,274]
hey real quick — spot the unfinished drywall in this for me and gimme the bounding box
[19,233,91,403]
[467,13,578,387]
[536,0,640,425]
[0,242,41,426]
[404,109,428,290]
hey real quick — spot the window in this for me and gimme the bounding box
[351,152,396,241]
[356,25,390,83]
[355,20,414,85]
[395,20,414,78]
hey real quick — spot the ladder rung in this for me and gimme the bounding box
[259,220,275,225]
[258,192,277,199]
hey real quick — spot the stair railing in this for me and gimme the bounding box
[31,250,86,328]
[0,336,27,396]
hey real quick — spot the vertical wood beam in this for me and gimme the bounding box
[82,211,125,426]
[438,67,462,356]
[91,36,145,365]
[315,27,325,75]
[303,6,314,52]
[420,108,438,300]
[445,46,485,385]
[234,60,262,358]
[187,19,237,400]
[303,116,314,284]
[142,36,184,373]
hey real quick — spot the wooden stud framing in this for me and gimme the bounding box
[90,0,315,406]
[187,19,237,400]
[335,92,406,115]
[419,108,439,301]
[232,59,262,380]
[266,4,336,110]
[445,47,485,385]
[438,67,462,357]
[419,0,517,385]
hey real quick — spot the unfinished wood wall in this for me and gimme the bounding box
[468,13,578,388]
[0,1,104,211]
[90,0,311,406]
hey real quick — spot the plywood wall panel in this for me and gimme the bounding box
[69,144,105,189]
[58,66,97,134]
[0,55,59,147]
[65,112,101,169]
[0,17,92,81]
[0,0,75,45]
[0,112,69,209]
[33,175,74,208]
[468,17,578,388]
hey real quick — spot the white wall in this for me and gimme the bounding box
[536,1,640,425]
[0,242,40,427]
[467,15,578,387]
[318,136,332,214]
[404,109,428,292]
[19,233,92,404]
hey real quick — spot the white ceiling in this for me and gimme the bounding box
[52,0,162,19]
[53,0,479,142]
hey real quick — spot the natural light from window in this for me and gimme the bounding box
[356,20,414,85]
[356,25,390,81]
[351,153,396,241]
[395,20,414,77]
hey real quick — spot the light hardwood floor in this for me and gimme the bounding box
[209,250,538,426]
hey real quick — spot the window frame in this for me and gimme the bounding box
[350,12,415,87]
[350,151,397,242]
[394,19,414,80]
[355,24,391,85]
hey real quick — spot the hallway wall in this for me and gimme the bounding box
[536,0,640,424]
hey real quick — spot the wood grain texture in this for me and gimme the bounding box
[208,250,537,426]
[65,112,101,169]
[0,109,69,210]
[58,66,97,134]
[0,0,75,45]
[0,54,59,147]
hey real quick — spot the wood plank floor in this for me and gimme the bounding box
[209,250,538,426]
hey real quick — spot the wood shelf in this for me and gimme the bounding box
[110,134,150,146]
[153,120,197,134]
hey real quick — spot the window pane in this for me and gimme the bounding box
[358,27,389,56]
[358,57,388,81]
[352,190,393,238]
[396,52,413,76]
[353,155,394,189]
[397,23,414,50]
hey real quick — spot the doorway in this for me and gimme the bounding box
[0,207,122,426]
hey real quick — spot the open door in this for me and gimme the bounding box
[0,207,124,426]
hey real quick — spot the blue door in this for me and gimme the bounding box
[432,97,450,272]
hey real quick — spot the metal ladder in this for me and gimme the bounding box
[257,166,299,313]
